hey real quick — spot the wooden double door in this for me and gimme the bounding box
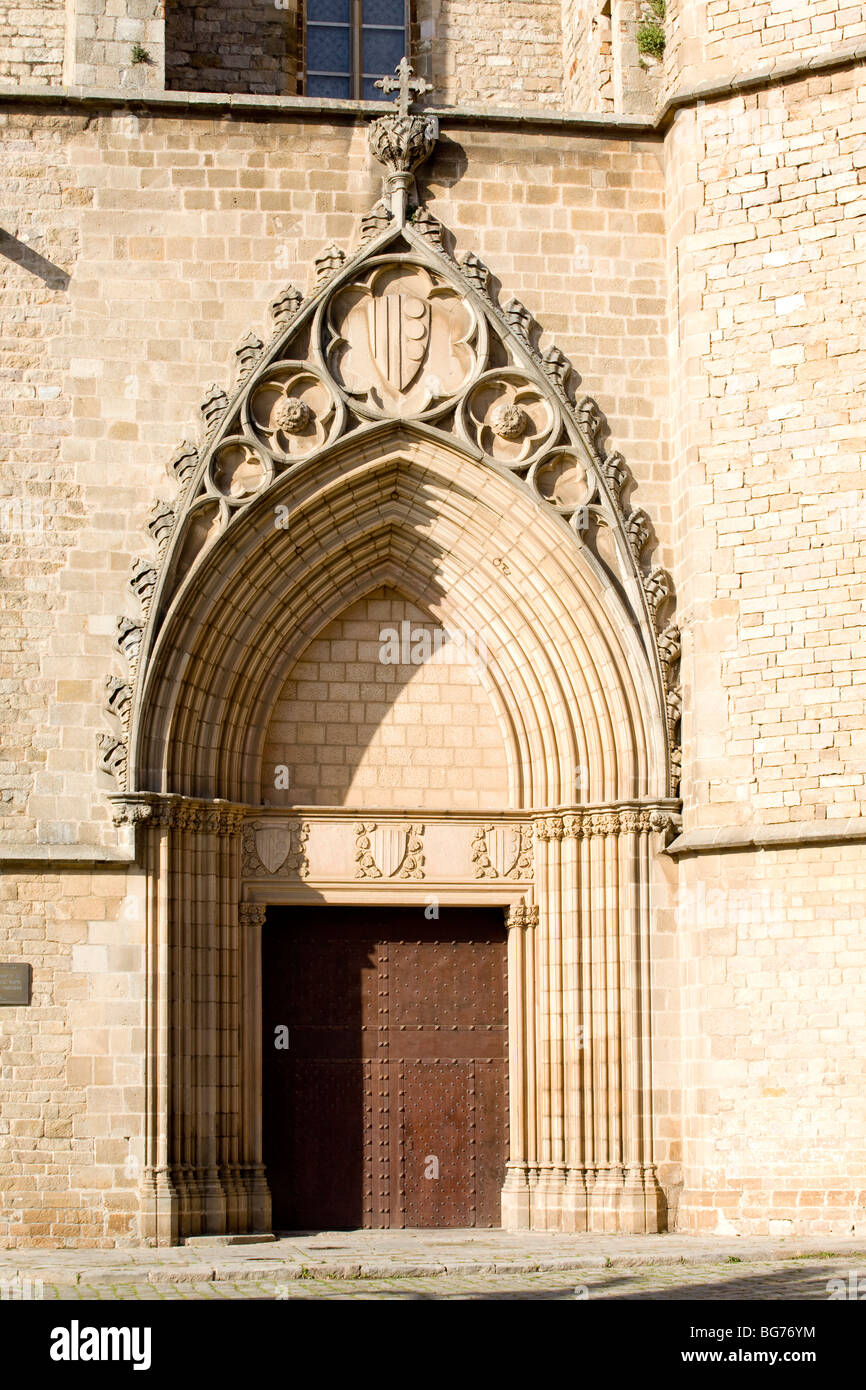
[262,906,508,1230]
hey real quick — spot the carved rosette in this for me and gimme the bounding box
[461,370,557,468]
[245,363,339,462]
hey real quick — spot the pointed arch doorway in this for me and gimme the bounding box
[104,101,681,1242]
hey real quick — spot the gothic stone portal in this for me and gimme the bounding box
[118,92,678,1244]
[262,907,509,1230]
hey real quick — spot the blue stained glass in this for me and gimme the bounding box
[363,0,405,26]
[307,24,351,73]
[362,27,405,75]
[307,0,350,21]
[307,73,352,98]
[363,77,389,100]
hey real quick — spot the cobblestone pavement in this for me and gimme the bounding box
[25,1259,866,1301]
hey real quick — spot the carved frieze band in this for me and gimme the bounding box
[535,808,681,840]
[110,795,244,835]
[354,822,425,880]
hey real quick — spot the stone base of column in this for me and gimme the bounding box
[138,1167,180,1247]
[531,1163,568,1230]
[500,1162,532,1230]
[502,1164,666,1233]
[241,1164,273,1234]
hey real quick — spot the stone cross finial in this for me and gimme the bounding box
[374,57,432,118]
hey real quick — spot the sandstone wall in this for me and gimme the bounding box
[666,64,866,833]
[0,866,144,1246]
[0,0,65,84]
[653,843,866,1237]
[414,0,562,107]
[657,58,866,1236]
[165,0,301,96]
[663,0,866,105]
[261,590,511,809]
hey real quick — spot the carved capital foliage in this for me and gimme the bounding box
[535,807,681,841]
[109,795,244,834]
[239,902,267,930]
[505,902,539,930]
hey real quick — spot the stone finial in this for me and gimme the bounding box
[374,56,432,119]
[368,60,438,225]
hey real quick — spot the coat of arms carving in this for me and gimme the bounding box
[355,822,425,880]
[242,820,309,877]
[328,263,478,419]
[471,823,533,880]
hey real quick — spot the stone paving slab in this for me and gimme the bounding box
[22,1258,866,1301]
[2,1231,865,1287]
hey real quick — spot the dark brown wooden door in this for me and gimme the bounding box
[262,907,508,1230]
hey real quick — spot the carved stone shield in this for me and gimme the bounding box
[255,824,292,875]
[368,292,430,393]
[371,825,409,879]
[487,826,521,878]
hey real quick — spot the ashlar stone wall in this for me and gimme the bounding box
[261,590,511,809]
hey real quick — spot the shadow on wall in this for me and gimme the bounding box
[0,231,70,290]
[259,585,514,811]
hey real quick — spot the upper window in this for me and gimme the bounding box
[305,0,408,100]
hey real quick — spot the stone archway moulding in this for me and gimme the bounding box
[103,69,681,1242]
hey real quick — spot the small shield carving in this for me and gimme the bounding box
[371,825,409,879]
[368,292,431,394]
[487,826,521,878]
[255,824,292,875]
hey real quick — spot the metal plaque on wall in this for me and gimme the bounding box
[0,963,31,1005]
